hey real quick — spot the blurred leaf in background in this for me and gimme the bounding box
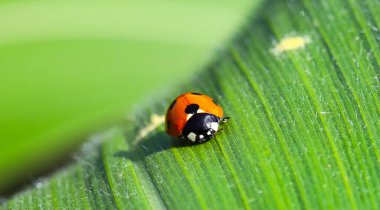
[0,0,257,193]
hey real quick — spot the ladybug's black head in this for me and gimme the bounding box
[182,113,220,143]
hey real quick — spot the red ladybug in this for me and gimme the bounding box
[165,92,229,143]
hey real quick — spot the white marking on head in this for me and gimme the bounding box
[207,131,211,135]
[210,122,219,132]
[199,135,204,139]
[186,109,205,120]
[187,132,197,142]
[186,114,193,120]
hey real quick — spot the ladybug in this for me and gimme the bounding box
[165,92,229,143]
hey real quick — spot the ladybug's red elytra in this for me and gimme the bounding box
[165,92,229,143]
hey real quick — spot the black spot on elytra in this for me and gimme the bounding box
[212,99,219,106]
[169,99,176,110]
[185,104,199,114]
[190,92,202,95]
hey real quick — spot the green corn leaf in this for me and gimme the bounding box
[2,0,380,209]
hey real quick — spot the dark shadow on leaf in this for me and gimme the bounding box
[114,131,203,161]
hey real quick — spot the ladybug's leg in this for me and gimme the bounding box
[220,116,230,124]
[218,117,230,133]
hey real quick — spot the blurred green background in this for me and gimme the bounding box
[0,0,254,194]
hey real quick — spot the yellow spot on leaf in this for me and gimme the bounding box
[271,36,311,55]
[134,114,165,145]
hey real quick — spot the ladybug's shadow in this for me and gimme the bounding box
[113,131,198,161]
